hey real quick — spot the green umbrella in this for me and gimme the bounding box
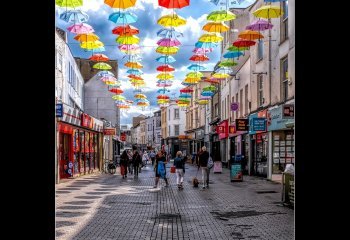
[93,62,112,70]
[227,46,249,52]
[56,0,83,8]
[203,85,217,92]
[186,71,203,78]
[178,98,190,102]
[207,10,236,22]
[219,60,237,67]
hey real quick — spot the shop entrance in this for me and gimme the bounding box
[59,133,72,179]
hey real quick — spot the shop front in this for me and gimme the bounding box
[229,120,249,174]
[217,119,229,167]
[249,110,268,178]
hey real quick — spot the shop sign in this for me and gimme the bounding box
[268,105,294,131]
[103,128,116,135]
[59,104,81,126]
[217,120,228,140]
[249,110,267,135]
[178,135,188,140]
[81,113,93,128]
[56,103,63,117]
[231,103,239,111]
[121,133,126,141]
[195,129,204,139]
[236,119,249,131]
[283,104,294,118]
[252,118,266,131]
[229,125,236,134]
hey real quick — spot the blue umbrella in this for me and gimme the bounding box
[127,69,143,75]
[179,93,192,98]
[156,56,176,63]
[97,71,115,77]
[201,91,214,97]
[84,47,106,52]
[157,80,172,84]
[181,82,195,86]
[210,0,256,9]
[59,10,89,23]
[157,28,183,38]
[187,64,206,71]
[223,51,244,58]
[157,88,170,93]
[108,12,138,24]
[195,41,218,48]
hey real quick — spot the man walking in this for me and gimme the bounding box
[198,146,210,189]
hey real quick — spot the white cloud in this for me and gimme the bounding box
[138,0,161,10]
[81,0,106,12]
[140,37,157,55]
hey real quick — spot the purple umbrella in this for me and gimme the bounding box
[157,38,181,47]
[246,19,273,31]
[193,48,214,54]
[67,23,94,34]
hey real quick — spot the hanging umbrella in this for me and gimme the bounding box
[157,38,181,47]
[104,0,137,9]
[98,71,114,77]
[227,46,249,52]
[80,40,104,50]
[233,39,256,48]
[203,85,217,92]
[204,78,220,84]
[85,47,106,53]
[108,81,122,87]
[137,102,149,107]
[127,74,143,80]
[199,33,223,42]
[195,41,218,48]
[59,10,89,23]
[130,79,145,84]
[112,25,139,35]
[187,64,206,71]
[113,95,126,101]
[108,12,138,24]
[74,33,99,42]
[109,88,124,94]
[126,69,143,75]
[120,49,140,55]
[67,23,94,34]
[223,51,244,59]
[116,35,139,44]
[156,46,179,55]
[104,80,119,85]
[125,61,143,69]
[179,93,191,98]
[184,78,200,84]
[157,28,184,38]
[186,72,203,78]
[180,87,193,93]
[189,55,209,62]
[158,0,190,8]
[202,22,229,33]
[89,54,109,62]
[157,83,172,87]
[201,91,214,97]
[157,88,170,94]
[181,82,195,86]
[157,95,170,99]
[207,10,236,22]
[134,93,147,99]
[93,62,112,70]
[157,14,187,27]
[157,73,174,80]
[159,103,170,107]
[157,100,170,105]
[56,0,83,8]
[238,30,264,41]
[212,73,230,79]
[219,60,237,67]
[215,67,234,74]
[156,56,176,63]
[118,44,139,51]
[157,80,173,84]
[178,98,190,102]
[100,76,117,82]
[157,64,175,72]
[253,5,283,19]
[192,48,213,54]
[197,99,209,105]
[246,19,273,31]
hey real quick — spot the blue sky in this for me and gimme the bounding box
[56,0,226,126]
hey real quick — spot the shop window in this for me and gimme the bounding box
[272,131,294,174]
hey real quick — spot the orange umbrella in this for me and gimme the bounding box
[124,61,143,69]
[128,74,143,80]
[112,25,139,35]
[109,88,124,94]
[189,54,209,62]
[238,30,264,41]
[157,95,169,99]
[89,54,109,62]
[74,33,99,42]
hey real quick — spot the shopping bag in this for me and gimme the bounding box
[207,157,214,169]
[120,165,126,176]
[170,166,176,173]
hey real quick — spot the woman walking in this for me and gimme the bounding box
[132,150,142,178]
[173,151,186,190]
[153,150,169,188]
[120,150,128,179]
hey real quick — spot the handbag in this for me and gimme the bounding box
[170,166,176,173]
[207,156,214,169]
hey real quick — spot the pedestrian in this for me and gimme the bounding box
[149,150,156,166]
[153,150,169,188]
[191,151,196,165]
[127,150,133,175]
[120,150,128,179]
[198,146,210,189]
[132,150,142,178]
[173,151,186,189]
[142,150,150,166]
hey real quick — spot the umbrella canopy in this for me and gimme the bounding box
[215,67,234,74]
[186,71,203,78]
[157,88,170,93]
[180,87,193,93]
[67,23,94,34]
[101,76,117,82]
[187,64,206,71]
[157,80,173,84]
[212,73,230,79]
[223,51,243,58]
[157,28,183,38]
[157,38,181,47]
[137,102,150,107]
[104,80,119,85]
[157,64,175,72]
[126,69,143,75]
[116,35,139,44]
[128,74,143,80]
[109,88,124,94]
[238,30,264,41]
[97,71,115,77]
[253,5,283,19]
[189,55,209,62]
[118,44,139,51]
[233,39,256,48]
[177,98,190,102]
[227,46,249,52]
[199,33,223,42]
[195,41,218,48]
[157,95,170,99]
[158,0,190,9]
[104,0,137,9]
[56,0,83,8]
[74,33,99,42]
[201,91,214,97]
[179,93,191,98]
[59,10,89,23]
[108,82,122,87]
[157,83,172,87]
[125,61,143,69]
[181,82,195,86]
[130,79,145,84]
[80,40,104,50]
[157,73,174,80]
[157,99,170,104]
[89,54,109,62]
[134,93,147,99]
[113,95,126,101]
[192,48,213,54]
[203,85,217,92]
[219,60,237,67]
[85,47,106,53]
[184,78,200,83]
[204,78,220,84]
[197,99,209,105]
[156,46,179,55]
[246,19,273,31]
[108,12,138,24]
[202,22,229,33]
[157,14,186,27]
[207,10,236,22]
[93,62,112,70]
[156,55,176,63]
[112,25,139,35]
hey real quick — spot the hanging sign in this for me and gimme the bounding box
[231,103,239,111]
[252,118,266,131]
[236,119,249,131]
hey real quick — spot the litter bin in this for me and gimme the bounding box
[282,172,294,206]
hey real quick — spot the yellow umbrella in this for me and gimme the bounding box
[80,40,104,50]
[116,35,139,44]
[104,80,118,85]
[125,61,143,69]
[74,33,99,42]
[207,10,236,22]
[202,22,229,33]
[156,46,179,55]
[253,5,283,19]
[199,33,223,43]
[186,72,203,78]
[184,76,201,82]
[129,79,145,84]
[157,73,174,80]
[132,82,146,87]
[120,49,140,54]
[157,99,170,104]
[197,99,209,105]
[212,73,230,79]
[238,30,264,41]
[134,93,147,99]
[157,14,186,27]
[112,95,126,100]
[104,0,136,9]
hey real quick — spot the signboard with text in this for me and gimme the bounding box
[56,104,63,117]
[103,128,116,135]
[236,119,249,131]
[229,126,236,134]
[252,118,266,131]
[283,104,294,118]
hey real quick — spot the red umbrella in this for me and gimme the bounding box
[157,95,170,99]
[233,38,256,48]
[109,88,124,94]
[158,0,190,9]
[204,78,220,84]
[189,54,209,62]
[180,87,194,93]
[156,64,175,72]
[128,74,144,80]
[89,54,109,62]
[112,25,139,35]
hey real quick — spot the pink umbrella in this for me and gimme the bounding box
[192,48,213,54]
[246,19,273,31]
[100,76,117,82]
[118,44,140,51]
[67,23,94,34]
[157,83,172,87]
[157,38,181,47]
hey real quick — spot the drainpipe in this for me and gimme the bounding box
[268,20,272,106]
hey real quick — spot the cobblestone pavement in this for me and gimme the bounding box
[56,163,294,240]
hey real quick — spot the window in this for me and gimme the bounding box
[227,96,230,121]
[257,40,264,61]
[281,0,288,42]
[174,125,179,136]
[224,98,227,119]
[235,93,238,119]
[215,103,218,116]
[231,96,234,121]
[68,63,71,84]
[281,57,288,102]
[245,85,248,115]
[240,89,243,117]
[56,52,62,71]
[174,109,179,119]
[169,126,171,136]
[258,75,264,106]
[168,109,170,120]
[195,111,198,128]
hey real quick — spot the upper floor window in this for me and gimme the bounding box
[257,40,264,61]
[281,56,288,102]
[258,74,264,107]
[281,0,289,42]
[174,109,179,119]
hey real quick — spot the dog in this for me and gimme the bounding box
[192,177,199,188]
